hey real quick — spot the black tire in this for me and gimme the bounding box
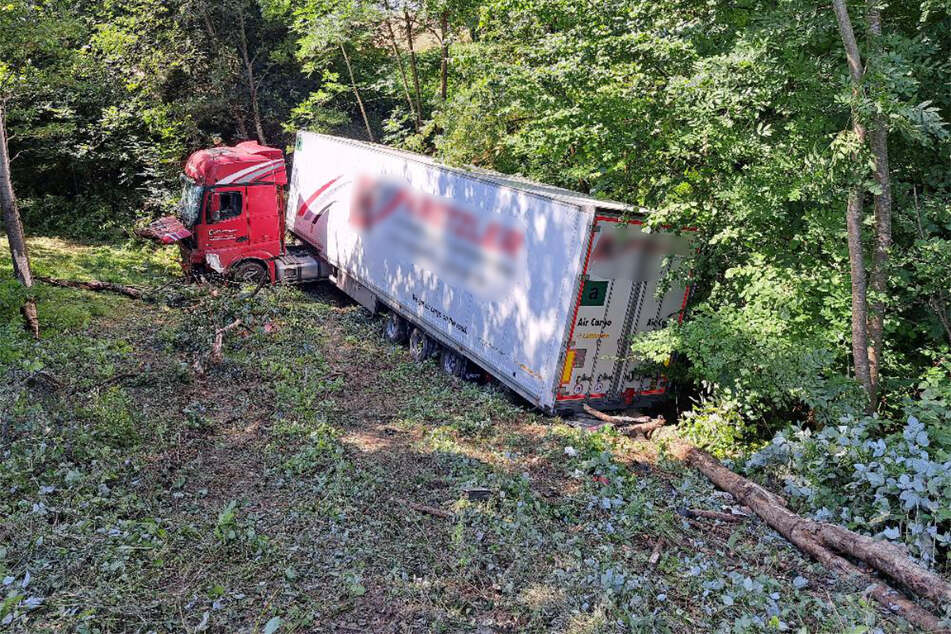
[231,260,269,285]
[408,327,438,362]
[440,348,468,377]
[384,312,408,344]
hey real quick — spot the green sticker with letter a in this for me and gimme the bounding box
[581,280,608,306]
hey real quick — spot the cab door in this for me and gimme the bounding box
[196,187,249,272]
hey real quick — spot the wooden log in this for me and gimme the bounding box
[583,403,651,424]
[816,522,951,607]
[37,276,143,300]
[582,404,667,438]
[672,442,947,632]
[620,417,666,439]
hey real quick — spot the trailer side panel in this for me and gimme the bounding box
[287,132,592,410]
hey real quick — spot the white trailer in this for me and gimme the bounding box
[286,132,691,413]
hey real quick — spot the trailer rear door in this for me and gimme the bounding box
[556,216,689,405]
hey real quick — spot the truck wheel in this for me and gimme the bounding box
[384,312,408,344]
[440,349,468,377]
[408,327,437,362]
[232,260,269,285]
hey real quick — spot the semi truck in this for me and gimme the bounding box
[144,132,692,413]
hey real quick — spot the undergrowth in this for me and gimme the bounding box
[0,237,939,631]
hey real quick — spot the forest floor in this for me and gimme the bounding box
[0,237,910,632]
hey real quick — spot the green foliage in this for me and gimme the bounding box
[81,386,139,447]
[678,396,762,458]
[633,259,865,426]
[282,423,344,475]
[746,408,951,569]
[214,500,270,554]
[4,0,311,239]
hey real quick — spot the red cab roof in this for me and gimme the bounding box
[184,140,287,187]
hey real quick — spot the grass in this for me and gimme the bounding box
[0,236,919,632]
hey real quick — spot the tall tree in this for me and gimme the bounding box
[831,0,873,402]
[380,0,420,129]
[402,6,425,123]
[339,42,374,141]
[0,100,37,336]
[286,0,381,141]
[0,0,73,336]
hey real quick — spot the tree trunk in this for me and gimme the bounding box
[439,11,449,101]
[232,107,250,141]
[865,1,892,407]
[0,104,32,289]
[236,8,267,145]
[403,8,424,122]
[0,102,38,337]
[672,443,948,632]
[339,43,374,142]
[381,0,419,131]
[831,0,872,399]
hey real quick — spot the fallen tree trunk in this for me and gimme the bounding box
[816,521,951,608]
[672,443,948,631]
[37,276,143,300]
[582,404,666,438]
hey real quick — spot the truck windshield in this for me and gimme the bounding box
[179,175,203,227]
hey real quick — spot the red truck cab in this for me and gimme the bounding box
[176,141,287,282]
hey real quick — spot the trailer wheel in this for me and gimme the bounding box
[440,349,468,377]
[384,312,408,344]
[408,327,437,362]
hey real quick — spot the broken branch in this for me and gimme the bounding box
[649,537,665,568]
[582,404,667,438]
[392,497,453,519]
[20,297,38,338]
[211,319,242,363]
[37,276,143,300]
[687,508,746,523]
[583,403,651,424]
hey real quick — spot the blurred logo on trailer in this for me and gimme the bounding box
[589,227,691,281]
[350,175,526,299]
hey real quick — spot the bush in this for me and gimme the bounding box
[744,407,951,569]
[632,260,865,428]
[678,395,762,457]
